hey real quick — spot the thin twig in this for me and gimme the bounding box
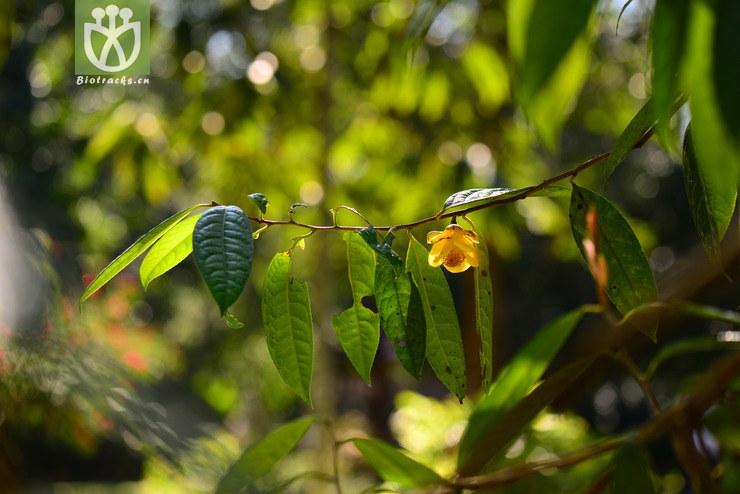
[612,349,662,414]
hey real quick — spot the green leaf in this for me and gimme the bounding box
[442,185,570,213]
[223,311,245,329]
[352,438,447,490]
[714,0,740,144]
[359,226,404,272]
[570,185,659,340]
[458,307,588,474]
[193,206,253,315]
[216,416,314,494]
[332,232,381,385]
[406,235,466,401]
[646,335,740,381]
[0,0,13,69]
[461,41,510,112]
[79,203,211,308]
[375,251,426,379]
[519,0,595,107]
[248,192,269,214]
[651,0,690,141]
[610,443,656,494]
[139,214,200,289]
[262,252,314,407]
[683,125,737,266]
[604,99,656,185]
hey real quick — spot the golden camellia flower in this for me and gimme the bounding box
[426,224,479,273]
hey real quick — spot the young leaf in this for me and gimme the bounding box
[457,307,587,474]
[352,438,447,490]
[604,98,656,185]
[570,185,659,340]
[79,203,211,307]
[332,232,381,385]
[610,443,656,494]
[139,214,200,289]
[262,252,314,407]
[223,311,245,329]
[406,235,467,401]
[193,205,253,315]
[248,192,269,214]
[683,125,737,266]
[442,185,570,213]
[215,416,314,494]
[375,253,427,379]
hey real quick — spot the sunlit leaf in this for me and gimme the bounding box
[216,417,314,494]
[80,203,211,308]
[462,41,510,112]
[193,206,253,315]
[262,252,314,407]
[139,214,200,289]
[610,443,656,494]
[604,98,656,185]
[352,438,447,490]
[458,307,588,474]
[248,192,270,214]
[714,0,740,144]
[441,185,570,213]
[682,125,737,266]
[406,235,466,401]
[332,232,380,385]
[570,185,658,340]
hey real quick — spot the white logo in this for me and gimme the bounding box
[84,4,141,73]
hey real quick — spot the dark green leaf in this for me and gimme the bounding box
[375,251,426,379]
[139,214,200,289]
[570,185,658,340]
[223,311,245,329]
[248,193,269,214]
[193,206,253,315]
[520,0,595,106]
[216,416,314,494]
[646,335,740,380]
[683,125,737,266]
[714,0,740,144]
[442,185,570,213]
[406,235,466,401]
[458,307,587,474]
[332,232,380,385]
[610,443,656,494]
[80,203,210,308]
[359,226,403,272]
[262,252,314,407]
[352,438,447,490]
[604,99,656,185]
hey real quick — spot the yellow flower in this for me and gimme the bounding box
[426,224,480,273]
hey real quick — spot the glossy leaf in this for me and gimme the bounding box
[352,438,447,490]
[332,232,380,385]
[442,185,569,213]
[375,252,426,379]
[139,214,200,289]
[683,125,737,266]
[458,307,587,474]
[215,416,314,494]
[193,206,253,315]
[570,185,659,340]
[80,203,211,307]
[406,235,466,401]
[714,0,740,144]
[262,252,314,407]
[610,443,656,494]
[248,192,269,214]
[519,0,595,106]
[604,98,656,185]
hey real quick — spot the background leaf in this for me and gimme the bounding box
[216,416,314,494]
[262,252,314,407]
[193,205,253,315]
[332,232,380,385]
[352,438,446,490]
[682,125,737,266]
[604,98,656,185]
[0,0,13,69]
[610,443,656,494]
[406,235,466,401]
[80,203,210,307]
[139,214,200,289]
[570,185,659,340]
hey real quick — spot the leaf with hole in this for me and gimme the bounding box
[352,438,447,490]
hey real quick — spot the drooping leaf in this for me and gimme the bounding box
[352,438,447,490]
[375,254,427,379]
[80,203,211,307]
[610,443,656,494]
[714,0,740,144]
[682,125,737,266]
[604,98,656,185]
[216,416,314,494]
[262,252,314,407]
[406,235,466,401]
[193,205,254,315]
[139,214,200,289]
[458,307,588,474]
[248,192,270,214]
[441,185,570,213]
[519,0,595,107]
[223,311,245,329]
[570,185,659,340]
[332,232,380,385]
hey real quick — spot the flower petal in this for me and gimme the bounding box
[427,230,451,244]
[429,240,453,266]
